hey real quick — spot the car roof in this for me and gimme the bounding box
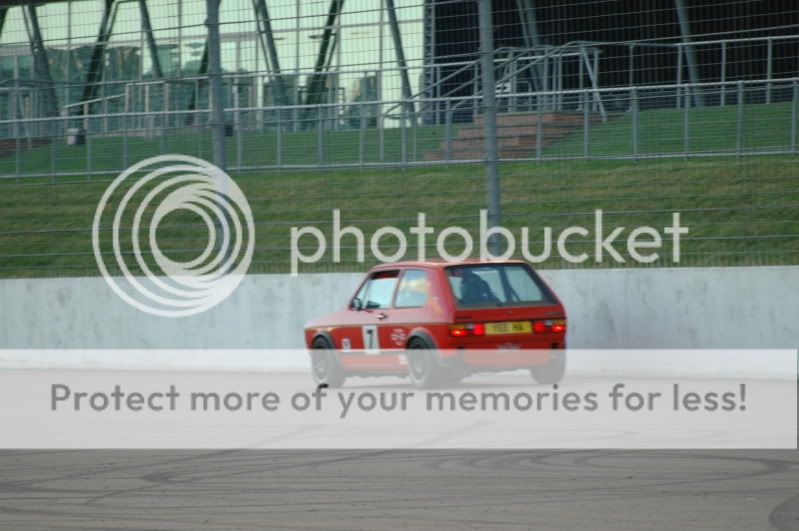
[368,259,527,271]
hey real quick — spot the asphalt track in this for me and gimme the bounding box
[1,374,797,529]
[0,448,795,529]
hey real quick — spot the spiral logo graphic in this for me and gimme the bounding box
[92,155,254,317]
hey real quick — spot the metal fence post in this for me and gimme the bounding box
[791,79,797,155]
[736,80,744,158]
[583,89,590,160]
[535,100,542,162]
[676,47,683,109]
[103,96,109,134]
[84,103,92,179]
[234,82,242,170]
[206,0,227,173]
[276,111,283,166]
[632,87,639,160]
[379,104,385,163]
[359,104,366,167]
[123,86,129,169]
[50,120,56,182]
[478,0,501,254]
[13,79,21,179]
[445,100,453,162]
[205,0,230,263]
[683,92,690,159]
[592,51,600,112]
[160,82,167,155]
[720,42,727,106]
[628,44,635,93]
[412,109,418,162]
[236,119,243,171]
[86,128,92,179]
[400,106,407,167]
[766,37,773,105]
[317,111,323,166]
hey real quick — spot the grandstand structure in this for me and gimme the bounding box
[0,0,796,176]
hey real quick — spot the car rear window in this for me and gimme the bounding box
[446,264,554,307]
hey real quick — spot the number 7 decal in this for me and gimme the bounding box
[362,325,380,354]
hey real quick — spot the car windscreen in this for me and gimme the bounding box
[446,264,555,307]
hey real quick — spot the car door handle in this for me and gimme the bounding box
[377,313,388,320]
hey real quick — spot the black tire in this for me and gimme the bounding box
[310,336,346,388]
[530,350,566,385]
[406,336,445,389]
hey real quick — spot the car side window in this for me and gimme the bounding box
[394,269,429,308]
[363,270,399,309]
[351,279,368,308]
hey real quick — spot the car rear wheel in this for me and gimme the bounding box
[311,336,346,388]
[406,337,445,389]
[530,350,566,385]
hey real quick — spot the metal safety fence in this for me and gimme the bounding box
[0,77,797,179]
[0,0,797,277]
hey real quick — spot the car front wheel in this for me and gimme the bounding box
[311,336,346,388]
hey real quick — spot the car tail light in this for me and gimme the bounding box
[450,323,485,337]
[533,319,566,333]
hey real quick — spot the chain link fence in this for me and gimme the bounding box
[0,0,797,276]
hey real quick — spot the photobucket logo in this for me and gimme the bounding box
[92,155,255,317]
[290,209,688,275]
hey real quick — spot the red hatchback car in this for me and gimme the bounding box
[304,260,567,388]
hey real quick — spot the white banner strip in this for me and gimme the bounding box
[0,349,795,449]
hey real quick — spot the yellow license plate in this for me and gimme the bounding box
[485,321,532,335]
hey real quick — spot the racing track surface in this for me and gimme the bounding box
[1,451,798,528]
[0,373,796,529]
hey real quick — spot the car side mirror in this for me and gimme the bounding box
[350,297,362,311]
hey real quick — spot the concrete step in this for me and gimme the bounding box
[0,138,51,158]
[424,111,608,161]
[473,111,602,127]
[452,134,557,150]
[424,144,554,161]
[456,123,575,139]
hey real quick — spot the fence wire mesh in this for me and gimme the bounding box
[0,0,797,276]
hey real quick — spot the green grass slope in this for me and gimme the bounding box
[1,155,797,277]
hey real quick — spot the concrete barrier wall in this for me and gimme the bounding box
[0,266,796,374]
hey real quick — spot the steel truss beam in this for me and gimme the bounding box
[22,4,59,118]
[516,0,541,48]
[304,0,344,111]
[0,8,8,40]
[252,0,288,106]
[138,0,164,78]
[515,0,543,91]
[385,0,415,124]
[80,0,119,113]
[674,0,704,106]
[184,45,208,124]
[185,0,216,124]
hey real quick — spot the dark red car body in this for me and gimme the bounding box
[304,260,567,387]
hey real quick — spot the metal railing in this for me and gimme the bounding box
[0,77,795,181]
[2,32,795,147]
